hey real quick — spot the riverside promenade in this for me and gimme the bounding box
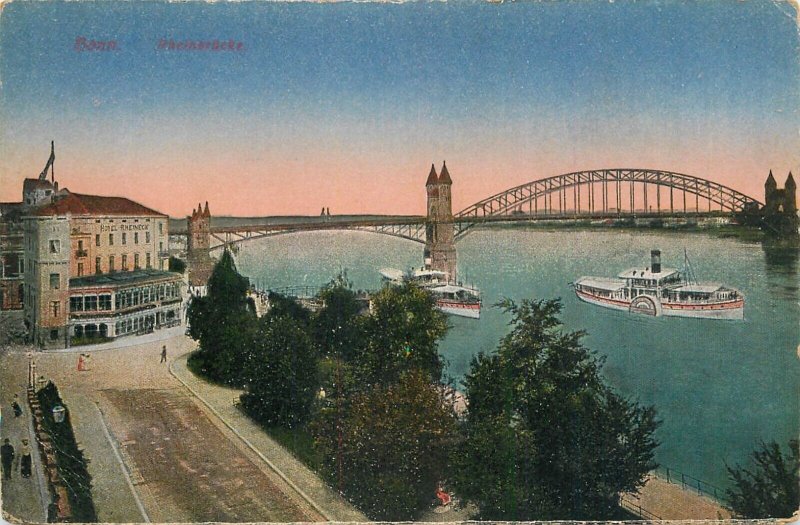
[623,474,732,520]
[0,331,363,523]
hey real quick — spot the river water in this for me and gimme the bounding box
[234,227,799,491]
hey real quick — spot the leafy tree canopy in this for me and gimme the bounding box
[187,250,257,385]
[240,314,319,428]
[356,283,449,386]
[313,369,457,521]
[726,440,799,518]
[453,298,660,520]
[313,274,365,362]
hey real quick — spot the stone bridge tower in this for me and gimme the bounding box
[763,171,798,236]
[424,162,457,282]
[187,202,214,288]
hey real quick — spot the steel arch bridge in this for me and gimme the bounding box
[203,218,428,251]
[452,169,762,239]
[190,169,761,250]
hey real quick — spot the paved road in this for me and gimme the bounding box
[170,353,367,522]
[0,332,334,523]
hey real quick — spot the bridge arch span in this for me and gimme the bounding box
[454,169,762,238]
[455,168,763,220]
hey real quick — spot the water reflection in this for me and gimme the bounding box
[762,239,799,301]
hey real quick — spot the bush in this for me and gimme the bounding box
[37,382,98,522]
[168,256,186,273]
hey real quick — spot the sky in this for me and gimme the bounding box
[0,0,798,217]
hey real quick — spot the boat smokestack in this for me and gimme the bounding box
[651,250,661,273]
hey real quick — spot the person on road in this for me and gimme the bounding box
[20,439,32,478]
[160,345,167,363]
[12,394,22,417]
[1,438,14,480]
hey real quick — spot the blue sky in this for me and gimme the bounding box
[1,1,798,215]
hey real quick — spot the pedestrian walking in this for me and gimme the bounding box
[19,439,32,478]
[83,353,92,371]
[160,345,167,363]
[1,438,14,480]
[77,354,85,372]
[12,394,22,417]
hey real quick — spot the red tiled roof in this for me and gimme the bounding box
[30,192,166,217]
[426,164,439,186]
[438,161,452,185]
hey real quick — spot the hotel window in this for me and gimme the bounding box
[78,263,84,277]
[49,240,60,254]
[146,231,151,243]
[85,295,97,311]
[95,257,102,274]
[99,294,111,311]
[109,233,114,246]
[49,273,60,290]
[95,234,100,246]
[78,240,84,251]
[122,233,127,245]
[146,252,151,269]
[109,255,115,272]
[51,301,60,318]
[159,241,164,253]
[70,296,83,312]
[134,253,140,269]
[134,232,139,244]
[158,222,163,235]
[122,254,128,271]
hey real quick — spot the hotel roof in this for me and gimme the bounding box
[29,192,166,218]
[70,269,181,289]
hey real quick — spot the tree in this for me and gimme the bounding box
[313,274,365,362]
[168,255,186,274]
[356,283,449,386]
[266,291,312,328]
[187,250,256,385]
[452,298,660,520]
[726,440,799,518]
[240,312,319,428]
[313,369,457,521]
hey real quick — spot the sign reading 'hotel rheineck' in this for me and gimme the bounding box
[0,2,798,525]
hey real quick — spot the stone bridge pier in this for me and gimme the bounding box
[187,202,214,291]
[424,162,457,283]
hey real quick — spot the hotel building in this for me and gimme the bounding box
[22,191,182,348]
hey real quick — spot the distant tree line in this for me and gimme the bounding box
[187,250,663,520]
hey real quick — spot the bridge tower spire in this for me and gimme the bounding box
[187,202,214,289]
[762,170,799,236]
[424,161,457,282]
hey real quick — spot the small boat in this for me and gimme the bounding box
[573,250,744,320]
[379,267,482,319]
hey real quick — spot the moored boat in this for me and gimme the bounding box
[573,250,744,320]
[379,267,482,319]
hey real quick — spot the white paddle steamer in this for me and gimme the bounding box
[573,250,744,320]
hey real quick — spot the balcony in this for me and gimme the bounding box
[75,249,88,258]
